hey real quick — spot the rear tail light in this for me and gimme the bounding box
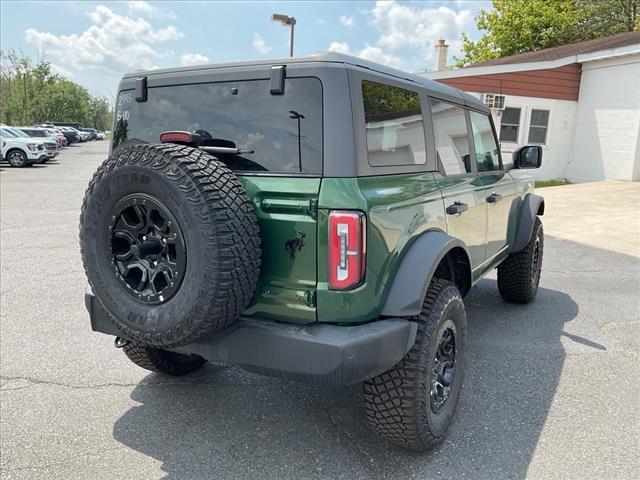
[328,211,366,290]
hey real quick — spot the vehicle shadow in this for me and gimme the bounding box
[113,281,580,479]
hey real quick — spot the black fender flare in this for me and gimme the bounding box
[512,193,545,252]
[381,231,471,317]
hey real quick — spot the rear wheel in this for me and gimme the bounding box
[122,341,206,376]
[364,279,467,451]
[7,150,27,167]
[497,217,543,303]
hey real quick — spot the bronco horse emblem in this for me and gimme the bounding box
[284,231,306,259]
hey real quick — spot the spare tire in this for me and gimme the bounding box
[79,143,261,347]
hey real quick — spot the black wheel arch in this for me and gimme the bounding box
[381,230,472,317]
[511,193,545,253]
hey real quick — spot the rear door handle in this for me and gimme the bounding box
[446,201,469,215]
[486,193,503,204]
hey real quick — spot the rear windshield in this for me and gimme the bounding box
[113,78,323,174]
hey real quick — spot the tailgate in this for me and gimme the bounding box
[238,176,320,324]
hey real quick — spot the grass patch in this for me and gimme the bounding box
[535,179,570,188]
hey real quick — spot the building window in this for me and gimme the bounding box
[362,80,426,166]
[528,109,550,144]
[500,107,521,143]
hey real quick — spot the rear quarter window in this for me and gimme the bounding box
[113,78,323,174]
[361,80,426,167]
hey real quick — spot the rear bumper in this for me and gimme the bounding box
[85,285,416,387]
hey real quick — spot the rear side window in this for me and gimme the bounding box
[430,98,472,175]
[362,80,426,166]
[114,78,323,173]
[469,111,501,172]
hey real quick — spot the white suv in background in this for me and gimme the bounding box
[0,125,48,167]
[16,127,59,160]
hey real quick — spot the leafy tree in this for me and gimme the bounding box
[455,0,639,66]
[0,49,113,128]
[362,80,420,119]
[88,95,111,130]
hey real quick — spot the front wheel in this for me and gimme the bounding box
[497,217,543,303]
[7,150,27,167]
[364,279,467,451]
[122,341,206,376]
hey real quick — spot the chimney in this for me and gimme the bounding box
[435,39,449,71]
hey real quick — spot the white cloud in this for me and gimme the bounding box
[329,42,350,54]
[50,63,74,79]
[367,0,474,70]
[180,53,210,66]
[24,5,182,72]
[327,1,475,71]
[327,41,400,67]
[358,45,402,68]
[317,19,326,25]
[253,33,271,54]
[128,1,152,14]
[339,14,355,27]
[128,1,176,20]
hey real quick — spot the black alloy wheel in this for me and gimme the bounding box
[531,234,541,282]
[109,193,186,304]
[430,321,457,413]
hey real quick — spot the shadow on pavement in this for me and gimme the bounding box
[113,280,581,479]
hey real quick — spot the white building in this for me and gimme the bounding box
[421,32,640,182]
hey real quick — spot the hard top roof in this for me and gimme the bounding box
[122,52,485,110]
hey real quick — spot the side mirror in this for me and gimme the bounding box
[512,145,542,169]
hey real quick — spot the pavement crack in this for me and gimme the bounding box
[0,375,212,391]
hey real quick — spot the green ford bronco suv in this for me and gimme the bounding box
[80,53,544,451]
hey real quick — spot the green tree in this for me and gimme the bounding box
[0,49,113,128]
[87,95,111,130]
[455,0,639,66]
[362,80,420,118]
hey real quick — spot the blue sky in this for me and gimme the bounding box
[0,1,489,99]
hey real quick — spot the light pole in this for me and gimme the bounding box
[271,13,296,57]
[289,110,305,172]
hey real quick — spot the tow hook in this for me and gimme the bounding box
[114,337,129,348]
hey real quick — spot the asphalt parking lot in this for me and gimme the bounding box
[1,143,639,479]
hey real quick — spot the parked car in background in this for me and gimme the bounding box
[95,131,105,140]
[48,128,68,147]
[0,125,48,166]
[81,128,98,140]
[17,127,59,159]
[56,126,79,145]
[73,128,90,142]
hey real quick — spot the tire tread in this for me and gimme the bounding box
[79,144,261,347]
[363,279,466,451]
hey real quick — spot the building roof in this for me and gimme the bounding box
[469,31,640,67]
